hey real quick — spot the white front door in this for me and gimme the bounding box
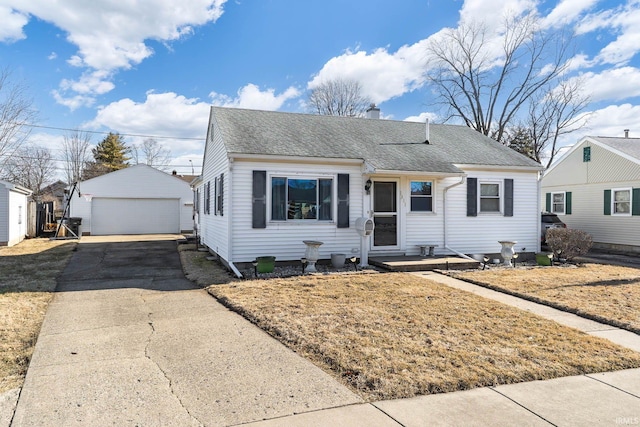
[371,180,399,249]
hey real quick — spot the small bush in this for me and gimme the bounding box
[546,228,593,261]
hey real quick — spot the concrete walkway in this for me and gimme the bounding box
[10,238,360,426]
[8,238,640,426]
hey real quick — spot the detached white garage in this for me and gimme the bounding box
[70,165,194,236]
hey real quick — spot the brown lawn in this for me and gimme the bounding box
[0,239,76,393]
[452,264,640,334]
[204,271,640,401]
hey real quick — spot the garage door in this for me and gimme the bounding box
[91,198,180,235]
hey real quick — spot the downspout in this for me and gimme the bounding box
[226,158,243,278]
[443,175,475,260]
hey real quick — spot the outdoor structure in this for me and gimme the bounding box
[195,106,543,276]
[541,132,640,253]
[0,180,32,246]
[70,164,194,235]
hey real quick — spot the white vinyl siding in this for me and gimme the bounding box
[0,185,30,247]
[229,160,363,263]
[70,164,193,235]
[446,171,539,254]
[92,198,180,235]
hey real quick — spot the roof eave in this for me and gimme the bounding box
[228,153,365,165]
[454,163,543,172]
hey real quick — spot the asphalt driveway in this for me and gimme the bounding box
[11,237,359,426]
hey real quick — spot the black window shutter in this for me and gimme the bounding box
[337,174,349,228]
[604,189,611,215]
[504,179,514,217]
[633,188,640,216]
[220,173,224,216]
[213,178,217,215]
[566,191,572,215]
[467,178,477,217]
[252,171,267,228]
[545,193,551,212]
[206,182,210,214]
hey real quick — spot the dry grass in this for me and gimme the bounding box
[178,243,239,287]
[206,272,640,401]
[452,264,640,333]
[0,239,76,393]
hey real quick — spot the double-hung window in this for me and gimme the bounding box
[480,182,500,213]
[271,177,333,221]
[613,188,631,215]
[552,192,565,214]
[410,181,433,212]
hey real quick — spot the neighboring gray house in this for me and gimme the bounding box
[0,180,32,246]
[70,164,194,235]
[196,107,543,276]
[542,133,640,253]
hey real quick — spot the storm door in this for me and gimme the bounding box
[372,180,398,248]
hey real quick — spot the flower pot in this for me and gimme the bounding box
[536,253,552,266]
[256,256,276,273]
[331,253,346,268]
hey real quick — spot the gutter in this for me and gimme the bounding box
[442,175,474,260]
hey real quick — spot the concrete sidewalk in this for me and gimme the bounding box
[8,239,640,426]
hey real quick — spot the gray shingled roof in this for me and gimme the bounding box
[592,136,640,162]
[211,107,542,173]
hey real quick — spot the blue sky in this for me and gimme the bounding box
[0,0,638,177]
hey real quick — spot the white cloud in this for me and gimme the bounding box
[577,1,640,66]
[308,40,429,105]
[403,112,439,123]
[575,67,640,102]
[0,6,28,42]
[3,1,227,105]
[459,0,536,27]
[582,103,640,137]
[48,52,57,60]
[60,71,115,95]
[540,0,599,28]
[86,91,211,157]
[210,83,300,111]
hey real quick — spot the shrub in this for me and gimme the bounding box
[546,228,593,261]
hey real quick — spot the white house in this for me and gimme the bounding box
[0,180,32,246]
[196,107,543,276]
[70,164,194,235]
[541,133,640,253]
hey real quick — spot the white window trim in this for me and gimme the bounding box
[267,172,337,224]
[612,187,632,216]
[478,180,502,214]
[551,191,566,215]
[408,180,436,214]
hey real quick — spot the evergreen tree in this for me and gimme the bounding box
[84,133,130,179]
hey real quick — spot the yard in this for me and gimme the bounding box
[0,239,76,393]
[179,247,640,401]
[451,264,640,334]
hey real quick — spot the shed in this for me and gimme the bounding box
[0,180,32,246]
[70,164,194,235]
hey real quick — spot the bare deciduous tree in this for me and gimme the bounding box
[426,13,577,144]
[308,78,372,117]
[131,138,172,170]
[0,68,37,168]
[1,145,56,199]
[62,130,92,184]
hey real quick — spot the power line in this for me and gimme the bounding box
[18,123,205,141]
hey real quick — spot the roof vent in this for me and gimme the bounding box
[425,118,430,144]
[366,103,380,119]
[624,129,630,138]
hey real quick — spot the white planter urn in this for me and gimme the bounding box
[499,241,517,267]
[303,240,323,272]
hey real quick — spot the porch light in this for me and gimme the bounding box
[301,257,307,274]
[252,260,258,277]
[547,252,554,266]
[512,252,519,267]
[364,179,372,194]
[483,256,489,270]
